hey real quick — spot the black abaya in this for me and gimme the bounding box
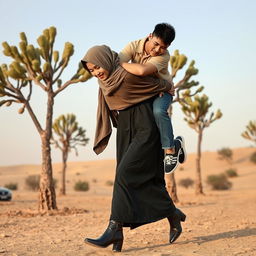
[110,98,176,229]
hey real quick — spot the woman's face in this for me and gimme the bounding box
[86,62,109,81]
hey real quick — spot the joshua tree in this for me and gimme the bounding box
[166,50,204,202]
[0,27,91,210]
[181,93,222,195]
[52,113,89,195]
[241,120,256,146]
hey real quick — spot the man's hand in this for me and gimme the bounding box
[168,83,175,96]
[159,82,175,97]
[159,81,175,97]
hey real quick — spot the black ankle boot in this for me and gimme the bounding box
[168,208,186,243]
[84,220,123,252]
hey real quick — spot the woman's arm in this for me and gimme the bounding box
[124,73,173,94]
[121,62,157,76]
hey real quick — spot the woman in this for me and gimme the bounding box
[81,45,186,252]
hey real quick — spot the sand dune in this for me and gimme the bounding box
[0,147,256,255]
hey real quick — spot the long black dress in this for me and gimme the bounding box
[110,97,176,229]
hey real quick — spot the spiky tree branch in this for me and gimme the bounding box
[170,50,204,104]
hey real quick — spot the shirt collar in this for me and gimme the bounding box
[137,37,149,55]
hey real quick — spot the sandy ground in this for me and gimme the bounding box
[0,147,256,256]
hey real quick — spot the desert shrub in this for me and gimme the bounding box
[105,180,114,186]
[250,151,256,164]
[178,178,194,189]
[225,168,238,178]
[25,175,40,191]
[217,147,233,163]
[4,182,18,190]
[206,173,232,190]
[92,178,97,183]
[179,167,185,171]
[74,180,89,191]
[25,175,57,191]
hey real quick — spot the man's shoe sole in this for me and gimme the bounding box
[176,136,187,164]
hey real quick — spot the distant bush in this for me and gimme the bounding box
[250,151,256,164]
[25,175,57,191]
[105,180,114,186]
[4,182,18,190]
[179,167,185,171]
[206,173,232,190]
[217,147,233,163]
[225,168,238,178]
[178,178,194,189]
[25,175,40,191]
[74,180,89,191]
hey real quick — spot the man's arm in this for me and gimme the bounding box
[121,62,157,76]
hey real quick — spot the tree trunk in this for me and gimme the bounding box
[38,93,57,211]
[195,129,204,195]
[166,172,179,203]
[59,149,68,195]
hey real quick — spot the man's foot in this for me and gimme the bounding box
[164,139,182,174]
[175,136,187,164]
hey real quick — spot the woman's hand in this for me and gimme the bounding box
[159,82,175,97]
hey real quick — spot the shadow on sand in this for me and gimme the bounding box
[186,227,256,244]
[123,228,256,253]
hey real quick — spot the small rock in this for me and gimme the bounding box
[0,233,11,238]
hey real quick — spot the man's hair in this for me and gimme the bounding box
[152,23,175,45]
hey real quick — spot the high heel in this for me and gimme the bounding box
[112,239,123,252]
[84,220,123,252]
[168,208,186,243]
[179,210,186,222]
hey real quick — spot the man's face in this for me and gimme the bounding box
[86,62,109,81]
[145,34,170,57]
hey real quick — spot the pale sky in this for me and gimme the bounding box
[0,0,255,166]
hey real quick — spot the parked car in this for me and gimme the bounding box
[0,187,12,201]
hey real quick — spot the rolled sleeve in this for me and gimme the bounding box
[147,54,169,72]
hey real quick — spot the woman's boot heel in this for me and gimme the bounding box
[112,239,123,252]
[180,211,186,222]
